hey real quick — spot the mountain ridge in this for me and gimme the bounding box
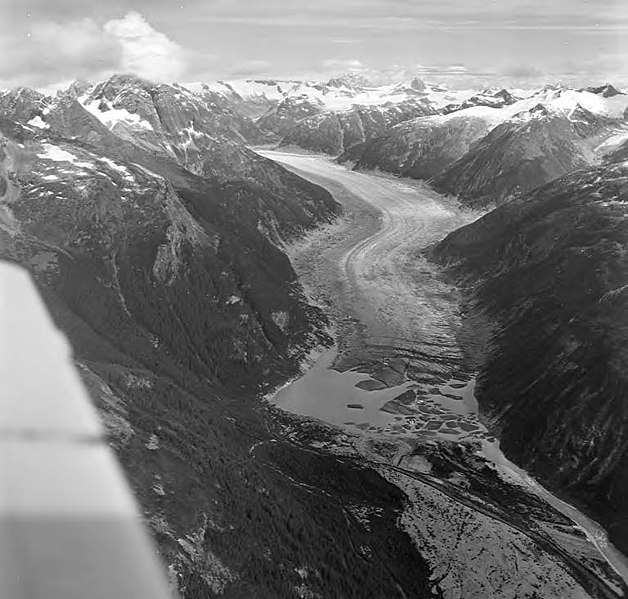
[432,160,628,555]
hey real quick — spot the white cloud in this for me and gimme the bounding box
[0,11,187,89]
[31,18,117,65]
[104,12,187,82]
[0,17,121,88]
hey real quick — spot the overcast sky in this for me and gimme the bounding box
[1,0,627,90]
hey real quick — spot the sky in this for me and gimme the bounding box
[1,0,627,91]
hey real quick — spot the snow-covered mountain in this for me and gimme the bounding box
[19,75,627,171]
[0,74,479,159]
[180,76,473,154]
[198,76,470,113]
[430,103,618,205]
[179,77,628,166]
[341,84,628,205]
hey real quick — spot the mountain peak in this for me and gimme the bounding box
[408,77,426,91]
[100,73,157,94]
[0,86,50,122]
[59,79,93,100]
[493,88,516,103]
[586,83,623,98]
[326,73,370,90]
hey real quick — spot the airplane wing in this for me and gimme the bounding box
[0,261,174,599]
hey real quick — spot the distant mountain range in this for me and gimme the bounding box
[177,76,628,208]
[12,75,626,209]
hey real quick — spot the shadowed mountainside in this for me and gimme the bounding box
[433,161,628,554]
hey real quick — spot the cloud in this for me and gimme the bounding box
[1,1,626,90]
[0,18,121,87]
[0,11,187,89]
[104,12,187,82]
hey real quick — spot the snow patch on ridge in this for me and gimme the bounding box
[27,115,49,129]
[98,156,132,177]
[37,144,93,169]
[80,98,153,131]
